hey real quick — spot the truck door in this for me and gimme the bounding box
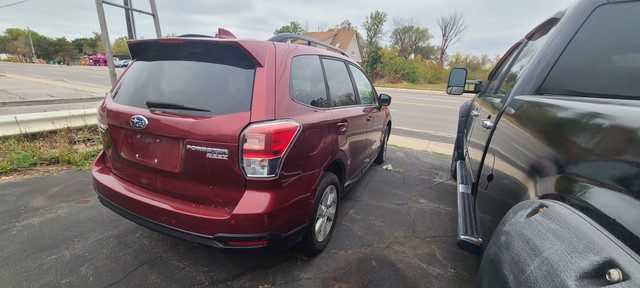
[464,42,523,187]
[474,19,560,243]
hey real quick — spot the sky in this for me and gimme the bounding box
[0,0,575,57]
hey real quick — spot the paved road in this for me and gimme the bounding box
[0,61,118,86]
[0,147,480,287]
[380,89,467,144]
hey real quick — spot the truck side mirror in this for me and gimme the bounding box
[447,68,468,95]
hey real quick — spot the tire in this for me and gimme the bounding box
[451,133,462,180]
[450,150,458,180]
[301,172,340,255]
[374,127,389,164]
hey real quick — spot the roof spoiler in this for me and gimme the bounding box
[268,33,349,57]
[178,28,237,39]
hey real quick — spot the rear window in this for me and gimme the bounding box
[540,2,640,99]
[112,42,255,117]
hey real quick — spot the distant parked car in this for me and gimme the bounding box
[120,59,131,67]
[113,60,123,68]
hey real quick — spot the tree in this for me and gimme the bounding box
[390,18,433,59]
[49,37,75,60]
[71,32,101,54]
[332,19,356,31]
[274,21,304,35]
[0,34,11,53]
[362,11,387,77]
[437,12,466,65]
[414,45,437,61]
[362,11,387,55]
[446,52,497,81]
[112,36,129,55]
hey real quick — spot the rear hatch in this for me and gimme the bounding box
[101,39,256,208]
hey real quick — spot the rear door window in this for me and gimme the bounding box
[540,1,640,99]
[112,42,255,117]
[289,56,329,108]
[322,58,357,107]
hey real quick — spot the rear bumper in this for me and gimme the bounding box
[91,152,313,254]
[97,194,306,254]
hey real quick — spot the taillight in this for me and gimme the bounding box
[240,120,301,178]
[97,100,112,151]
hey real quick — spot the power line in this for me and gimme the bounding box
[0,0,32,9]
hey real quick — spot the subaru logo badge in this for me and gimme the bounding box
[130,115,148,129]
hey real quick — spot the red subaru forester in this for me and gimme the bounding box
[92,31,392,254]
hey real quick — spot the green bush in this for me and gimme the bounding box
[0,128,101,174]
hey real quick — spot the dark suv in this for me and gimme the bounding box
[92,31,392,254]
[446,0,640,286]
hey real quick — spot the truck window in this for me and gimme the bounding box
[540,1,640,99]
[483,18,558,105]
[481,43,521,104]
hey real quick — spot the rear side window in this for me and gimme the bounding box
[289,56,328,108]
[541,2,640,98]
[322,59,357,107]
[112,42,255,117]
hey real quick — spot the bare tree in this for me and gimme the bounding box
[437,12,466,65]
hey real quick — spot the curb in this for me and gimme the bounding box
[388,134,453,155]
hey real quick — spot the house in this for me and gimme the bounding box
[299,30,362,63]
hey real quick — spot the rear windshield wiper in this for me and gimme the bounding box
[145,101,211,112]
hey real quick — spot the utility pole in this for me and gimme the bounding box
[27,27,36,62]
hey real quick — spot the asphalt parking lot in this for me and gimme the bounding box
[0,146,480,287]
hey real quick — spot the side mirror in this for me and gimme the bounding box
[379,94,391,107]
[446,68,467,95]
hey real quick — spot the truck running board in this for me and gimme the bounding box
[456,160,482,254]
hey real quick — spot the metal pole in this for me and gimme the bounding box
[95,0,118,86]
[124,0,136,39]
[149,0,162,38]
[27,27,36,62]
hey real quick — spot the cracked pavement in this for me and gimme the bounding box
[0,147,480,287]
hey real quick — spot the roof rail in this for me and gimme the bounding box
[268,33,348,57]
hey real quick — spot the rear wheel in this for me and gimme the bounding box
[374,127,389,164]
[301,172,340,255]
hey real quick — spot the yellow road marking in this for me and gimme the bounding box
[394,101,459,109]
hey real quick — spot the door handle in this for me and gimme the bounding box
[337,120,348,132]
[471,110,479,117]
[366,115,373,122]
[481,119,494,130]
